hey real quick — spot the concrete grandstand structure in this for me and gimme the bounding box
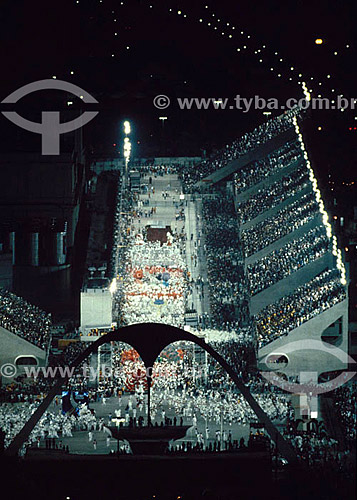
[0,326,47,378]
[193,110,349,379]
[0,288,51,383]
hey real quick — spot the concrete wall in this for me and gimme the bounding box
[0,326,47,384]
[257,299,349,377]
[80,288,113,330]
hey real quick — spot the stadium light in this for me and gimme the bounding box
[123,121,132,170]
[124,120,131,135]
[123,138,131,158]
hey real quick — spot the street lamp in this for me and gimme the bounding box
[159,116,168,127]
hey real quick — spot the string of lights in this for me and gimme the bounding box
[74,0,352,104]
[69,0,357,139]
[165,3,351,105]
[293,116,347,286]
[70,0,355,110]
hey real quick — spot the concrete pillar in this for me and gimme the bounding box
[9,232,15,265]
[55,232,66,265]
[29,232,39,267]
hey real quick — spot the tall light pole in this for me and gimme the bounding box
[159,117,167,155]
[123,120,131,187]
[159,116,168,128]
[112,120,131,296]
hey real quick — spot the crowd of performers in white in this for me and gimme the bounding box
[1,341,355,463]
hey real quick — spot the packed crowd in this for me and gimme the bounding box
[116,231,188,327]
[1,136,353,471]
[234,140,302,194]
[109,178,137,325]
[144,342,289,429]
[200,195,257,371]
[0,341,88,404]
[255,270,347,347]
[133,163,182,176]
[0,288,52,350]
[0,378,50,404]
[109,176,133,282]
[202,196,249,327]
[0,401,97,455]
[241,192,319,257]
[1,338,352,462]
[332,381,357,446]
[109,171,191,329]
[181,108,301,190]
[0,338,284,452]
[58,340,283,433]
[236,164,309,224]
[150,385,289,430]
[48,340,87,368]
[283,404,344,466]
[283,427,339,465]
[150,354,287,439]
[247,226,330,295]
[208,335,255,379]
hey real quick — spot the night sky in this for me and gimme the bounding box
[0,0,356,185]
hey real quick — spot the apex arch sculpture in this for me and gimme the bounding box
[6,323,298,463]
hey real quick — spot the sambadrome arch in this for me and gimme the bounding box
[6,323,298,463]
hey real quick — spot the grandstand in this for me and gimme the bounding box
[77,108,349,380]
[191,109,349,380]
[0,289,50,377]
[0,109,347,384]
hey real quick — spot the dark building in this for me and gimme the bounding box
[0,144,87,318]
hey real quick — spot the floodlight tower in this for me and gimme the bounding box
[123,120,131,186]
